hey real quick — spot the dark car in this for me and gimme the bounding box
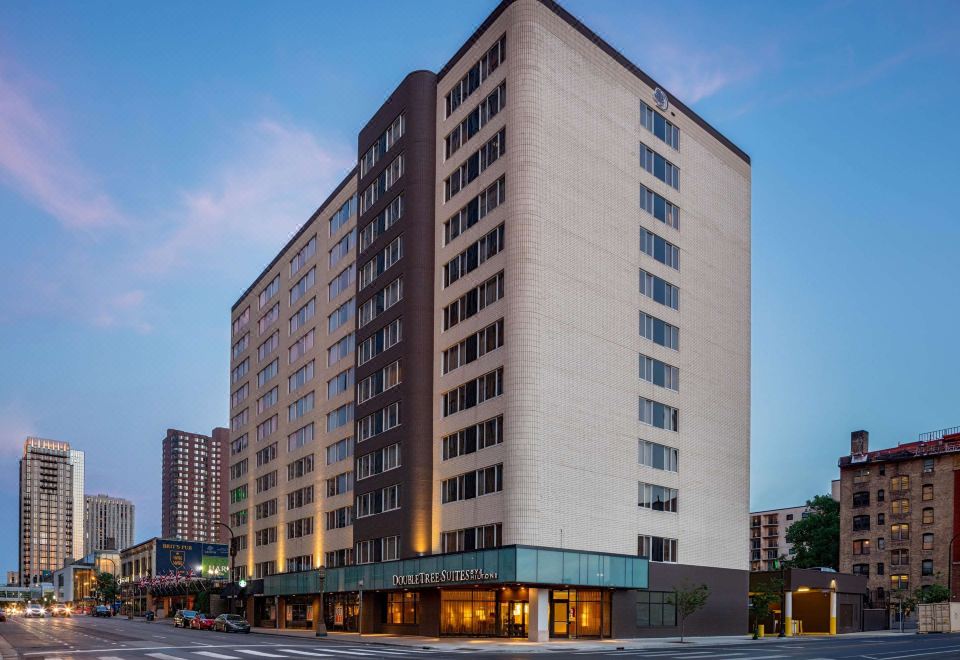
[93,606,111,618]
[190,613,215,631]
[173,609,197,628]
[213,613,250,633]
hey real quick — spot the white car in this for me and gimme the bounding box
[24,604,45,617]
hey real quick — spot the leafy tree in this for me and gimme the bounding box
[750,578,783,638]
[96,572,118,604]
[667,582,710,643]
[784,494,839,569]
[915,582,950,604]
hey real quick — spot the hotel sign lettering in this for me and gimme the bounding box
[392,568,498,587]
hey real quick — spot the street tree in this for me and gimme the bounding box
[667,582,710,643]
[750,578,783,638]
[784,494,839,569]
[96,571,119,604]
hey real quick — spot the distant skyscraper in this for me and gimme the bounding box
[19,438,82,585]
[161,428,227,542]
[69,449,86,558]
[84,494,135,551]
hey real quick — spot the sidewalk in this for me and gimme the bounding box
[247,627,912,653]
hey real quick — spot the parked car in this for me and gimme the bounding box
[92,605,112,617]
[190,613,215,630]
[50,605,71,617]
[173,609,197,628]
[24,604,45,618]
[213,613,250,633]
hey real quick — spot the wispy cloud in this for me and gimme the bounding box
[649,44,764,104]
[0,401,35,464]
[0,62,124,231]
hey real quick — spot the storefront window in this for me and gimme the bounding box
[386,592,420,625]
[285,598,313,629]
[441,590,498,636]
[636,590,676,627]
[550,589,611,638]
[324,592,359,632]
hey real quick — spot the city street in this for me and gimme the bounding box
[4,617,960,659]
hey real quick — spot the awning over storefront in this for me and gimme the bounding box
[264,545,647,596]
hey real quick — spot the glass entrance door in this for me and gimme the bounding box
[500,601,528,637]
[551,591,570,638]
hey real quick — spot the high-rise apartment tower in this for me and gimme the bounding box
[161,428,228,542]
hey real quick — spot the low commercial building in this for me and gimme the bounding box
[750,506,811,571]
[52,550,120,607]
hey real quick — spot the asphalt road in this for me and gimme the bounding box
[3,616,960,659]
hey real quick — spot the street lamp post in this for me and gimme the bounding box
[357,579,364,637]
[777,556,787,637]
[218,522,238,581]
[315,566,327,637]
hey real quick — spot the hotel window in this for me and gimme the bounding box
[229,459,248,480]
[290,235,317,277]
[329,196,357,236]
[359,236,402,291]
[258,302,280,335]
[640,143,679,190]
[357,361,401,404]
[640,185,680,231]
[287,516,314,539]
[232,333,249,360]
[852,515,870,532]
[442,415,503,460]
[255,471,277,494]
[852,539,871,555]
[256,415,278,442]
[443,224,504,287]
[639,440,678,472]
[327,334,354,367]
[229,485,247,503]
[442,319,504,374]
[257,387,278,414]
[922,484,933,501]
[891,549,909,565]
[287,423,314,452]
[358,318,402,366]
[254,527,277,546]
[288,269,314,308]
[441,523,502,553]
[355,484,401,517]
[640,228,680,271]
[326,404,354,433]
[327,300,353,334]
[360,154,404,215]
[288,361,315,394]
[288,391,315,422]
[286,556,314,573]
[639,312,679,351]
[357,402,400,442]
[231,358,250,384]
[892,499,909,515]
[255,442,277,467]
[326,437,354,465]
[230,408,248,432]
[356,443,401,480]
[258,330,280,362]
[442,368,503,417]
[324,549,353,568]
[358,277,402,328]
[360,114,404,179]
[444,177,505,245]
[638,482,678,513]
[640,101,680,150]
[444,129,506,202]
[639,397,679,432]
[923,507,934,524]
[328,264,356,301]
[891,475,909,491]
[257,359,279,388]
[287,454,314,480]
[230,510,247,527]
[355,536,400,564]
[444,34,505,117]
[327,368,355,399]
[922,559,934,576]
[329,229,356,269]
[638,535,678,562]
[640,270,679,310]
[443,271,504,330]
[891,523,909,540]
[360,196,404,257]
[230,434,248,456]
[445,83,506,159]
[232,306,251,336]
[441,464,503,504]
[326,471,353,497]
[231,383,249,409]
[636,591,677,627]
[922,533,934,551]
[639,354,679,391]
[852,564,869,576]
[254,561,277,579]
[325,506,353,530]
[255,499,277,520]
[289,298,316,336]
[386,592,420,625]
[852,491,870,508]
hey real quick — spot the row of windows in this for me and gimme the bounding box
[233,307,250,336]
[229,459,248,480]
[444,176,505,247]
[287,329,314,366]
[231,383,249,409]
[327,368,354,399]
[640,185,680,231]
[289,298,315,336]
[357,402,400,443]
[230,408,248,432]
[358,319,402,366]
[445,82,505,159]
[255,471,278,494]
[255,527,277,546]
[356,442,401,480]
[357,361,401,404]
[258,358,279,388]
[327,403,354,433]
[289,361,314,394]
[640,270,679,310]
[257,387,278,413]
[360,114,404,179]
[442,367,503,417]
[443,224,504,287]
[258,302,279,336]
[360,154,404,215]
[287,423,314,452]
[638,534,678,562]
[639,397,679,432]
[359,194,403,253]
[290,267,315,306]
[259,275,280,310]
[355,484,401,518]
[287,485,314,511]
[441,523,502,553]
[326,506,352,530]
[356,535,399,565]
[329,229,355,270]
[255,443,277,467]
[639,354,679,391]
[328,264,355,301]
[327,333,354,367]
[327,300,352,333]
[640,228,679,271]
[328,196,357,237]
[287,454,314,481]
[232,332,249,360]
[259,331,279,362]
[326,437,353,465]
[442,415,503,461]
[640,143,679,190]
[327,471,353,497]
[359,236,402,291]
[639,439,678,472]
[640,101,680,150]
[444,129,505,202]
[444,35,504,117]
[441,464,503,504]
[441,319,503,375]
[287,516,314,539]
[639,482,678,513]
[359,278,402,328]
[231,358,249,384]
[442,271,504,331]
[290,236,317,277]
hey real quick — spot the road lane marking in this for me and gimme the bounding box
[194,654,240,660]
[317,652,377,657]
[148,654,193,660]
[277,651,333,658]
[98,656,127,660]
[234,653,288,658]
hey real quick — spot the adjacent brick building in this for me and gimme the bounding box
[838,428,960,608]
[161,428,228,543]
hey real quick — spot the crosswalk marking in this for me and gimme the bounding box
[318,651,376,657]
[97,656,127,660]
[194,653,241,659]
[277,651,333,658]
[235,652,288,658]
[147,654,192,660]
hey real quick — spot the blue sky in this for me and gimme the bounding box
[1,0,958,573]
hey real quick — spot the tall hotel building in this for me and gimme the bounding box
[227,0,750,639]
[84,494,136,552]
[161,428,228,542]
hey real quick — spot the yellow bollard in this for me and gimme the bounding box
[758,624,765,638]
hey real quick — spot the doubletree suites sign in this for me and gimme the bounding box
[392,568,499,587]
